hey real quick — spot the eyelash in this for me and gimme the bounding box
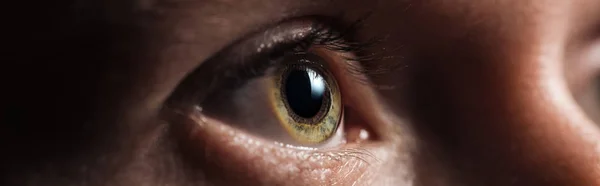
[294,17,373,54]
[287,16,403,85]
[223,15,384,86]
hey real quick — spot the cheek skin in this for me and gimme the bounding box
[397,1,600,184]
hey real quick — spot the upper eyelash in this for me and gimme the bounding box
[291,14,404,82]
[168,15,394,107]
[221,16,379,82]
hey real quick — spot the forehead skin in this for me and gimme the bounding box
[4,0,600,185]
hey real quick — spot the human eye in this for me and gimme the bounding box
[162,16,396,185]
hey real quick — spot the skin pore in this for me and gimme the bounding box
[3,0,600,185]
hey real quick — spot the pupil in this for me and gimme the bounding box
[284,68,327,118]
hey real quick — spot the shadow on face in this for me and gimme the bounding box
[3,0,600,185]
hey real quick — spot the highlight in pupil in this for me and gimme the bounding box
[284,68,327,118]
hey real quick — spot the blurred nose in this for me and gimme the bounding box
[411,1,600,185]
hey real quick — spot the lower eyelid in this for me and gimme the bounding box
[169,109,386,185]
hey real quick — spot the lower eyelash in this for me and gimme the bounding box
[183,112,382,180]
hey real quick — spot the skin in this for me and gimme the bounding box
[3,0,600,185]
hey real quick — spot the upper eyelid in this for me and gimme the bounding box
[167,17,374,107]
[214,19,316,66]
[211,16,386,86]
[206,15,381,74]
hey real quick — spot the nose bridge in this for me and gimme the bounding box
[465,32,600,186]
[413,1,600,184]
